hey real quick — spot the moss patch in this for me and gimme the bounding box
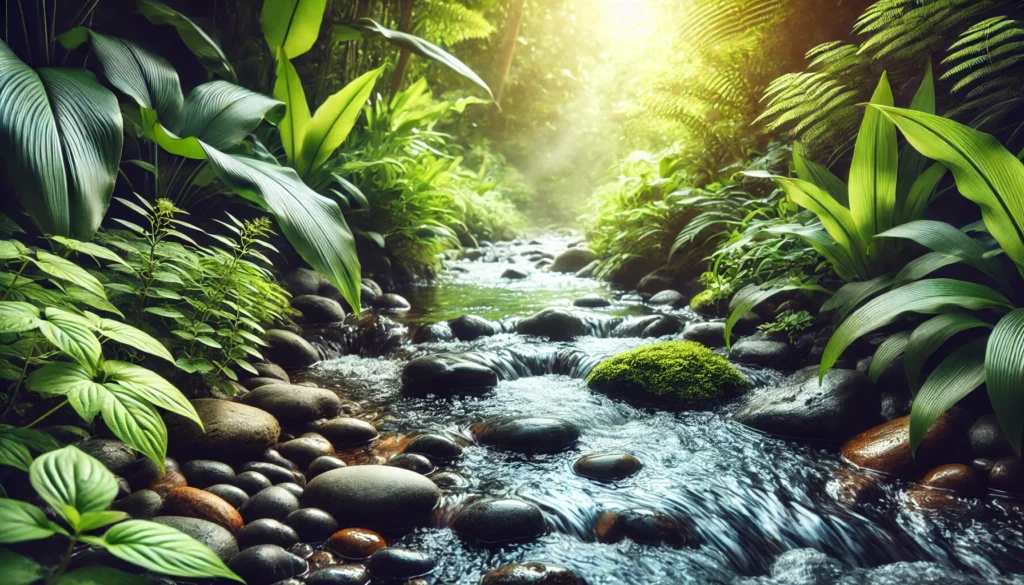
[586,341,747,408]
[689,289,725,315]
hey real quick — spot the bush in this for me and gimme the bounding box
[586,341,747,408]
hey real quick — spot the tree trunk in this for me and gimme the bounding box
[388,0,416,95]
[493,0,525,105]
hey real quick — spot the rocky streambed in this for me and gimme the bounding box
[79,235,1024,585]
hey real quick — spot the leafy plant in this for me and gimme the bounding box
[759,309,816,343]
[0,445,240,583]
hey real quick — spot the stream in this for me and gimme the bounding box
[299,234,1024,585]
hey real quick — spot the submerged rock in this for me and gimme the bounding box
[240,384,343,425]
[264,329,320,369]
[448,314,502,341]
[367,548,436,581]
[481,562,584,585]
[452,499,546,543]
[405,433,463,461]
[303,466,440,529]
[372,293,411,312]
[473,416,580,454]
[550,248,597,273]
[167,399,280,461]
[291,295,346,324]
[825,468,881,507]
[573,294,611,308]
[841,413,960,476]
[586,341,747,408]
[502,268,529,279]
[573,453,643,481]
[401,355,498,395]
[516,308,587,341]
[594,508,694,546]
[152,516,238,561]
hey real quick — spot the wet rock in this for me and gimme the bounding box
[234,471,273,495]
[305,565,372,585]
[733,367,879,441]
[123,457,179,491]
[473,416,580,454]
[573,294,610,308]
[284,268,336,298]
[241,384,343,425]
[761,548,844,585]
[264,329,320,369]
[241,485,301,522]
[291,295,346,324]
[149,470,188,498]
[649,290,687,308]
[278,483,304,499]
[243,376,284,390]
[254,362,289,382]
[574,260,599,278]
[550,248,597,273]
[303,466,440,529]
[362,278,383,301]
[881,392,912,421]
[969,414,1015,460]
[237,518,300,549]
[372,293,411,312]
[279,434,335,468]
[573,453,643,481]
[115,476,131,499]
[411,322,454,344]
[227,544,306,585]
[594,509,693,546]
[431,471,471,489]
[448,314,501,341]
[262,448,300,472]
[640,314,683,338]
[972,457,995,475]
[452,499,546,543]
[164,487,244,533]
[462,248,484,261]
[318,417,379,447]
[841,413,960,476]
[167,399,280,461]
[242,462,304,486]
[113,489,163,519]
[401,355,498,395]
[825,468,881,507]
[728,335,800,369]
[636,271,675,296]
[517,308,587,341]
[328,528,387,560]
[681,321,727,347]
[388,453,434,475]
[77,439,136,474]
[905,486,961,511]
[501,268,529,279]
[481,562,584,585]
[181,460,235,489]
[919,464,981,495]
[206,484,249,509]
[405,434,463,461]
[308,456,347,478]
[989,458,1024,494]
[285,508,338,542]
[152,516,238,561]
[367,548,436,581]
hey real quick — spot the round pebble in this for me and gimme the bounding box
[367,548,436,581]
[234,471,273,496]
[237,518,300,549]
[241,485,301,522]
[328,528,387,560]
[285,508,339,541]
[388,453,434,475]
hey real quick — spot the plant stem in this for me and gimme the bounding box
[2,258,30,300]
[26,398,68,428]
[54,538,76,580]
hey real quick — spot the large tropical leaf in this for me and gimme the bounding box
[821,278,1013,378]
[793,142,848,206]
[29,446,117,530]
[273,49,310,166]
[0,41,122,239]
[848,73,897,260]
[986,309,1024,454]
[261,0,327,60]
[905,312,991,393]
[297,66,384,176]
[868,330,910,382]
[88,520,241,581]
[870,106,1024,268]
[909,338,987,454]
[879,220,1006,285]
[0,499,67,543]
[897,162,947,224]
[820,274,893,321]
[891,251,962,288]
[138,0,237,81]
[896,61,936,216]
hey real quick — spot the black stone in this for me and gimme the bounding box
[181,460,235,489]
[279,435,334,468]
[242,462,305,486]
[113,489,163,519]
[263,329,320,369]
[573,295,610,308]
[254,363,289,382]
[648,290,687,308]
[448,315,501,341]
[302,466,440,529]
[291,295,347,324]
[317,418,379,447]
[573,453,643,481]
[308,456,347,478]
[970,414,1015,459]
[206,484,249,509]
[277,482,304,499]
[501,268,529,279]
[234,471,273,495]
[451,499,546,543]
[241,486,301,522]
[388,453,434,475]
[405,434,463,461]
[372,293,411,312]
[367,548,436,581]
[241,384,343,426]
[596,509,695,547]
[401,355,499,395]
[728,335,800,369]
[262,448,300,472]
[227,544,306,585]
[243,377,285,390]
[152,516,238,561]
[473,416,580,454]
[237,518,300,549]
[285,508,339,542]
[516,308,587,341]
[681,321,727,347]
[305,565,372,585]
[481,562,584,585]
[77,439,136,474]
[430,471,471,490]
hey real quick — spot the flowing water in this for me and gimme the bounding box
[301,235,1024,585]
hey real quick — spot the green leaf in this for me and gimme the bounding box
[273,48,310,166]
[0,302,41,333]
[104,361,200,426]
[297,66,383,176]
[725,282,826,349]
[793,142,848,206]
[878,220,1006,284]
[26,362,107,422]
[48,236,130,267]
[30,446,118,530]
[0,499,66,543]
[869,331,910,383]
[849,73,897,260]
[97,519,243,581]
[896,61,937,220]
[39,308,103,373]
[0,549,43,585]
[910,338,987,455]
[87,314,175,363]
[261,0,327,60]
[101,385,168,468]
[0,41,123,240]
[57,566,146,585]
[892,251,961,288]
[898,162,947,225]
[77,509,129,532]
[821,279,1013,380]
[820,274,893,321]
[138,0,237,82]
[0,436,33,471]
[144,307,185,319]
[32,251,107,299]
[986,309,1024,455]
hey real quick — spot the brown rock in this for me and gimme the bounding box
[920,464,981,495]
[328,527,387,560]
[840,413,958,476]
[150,471,188,498]
[825,468,881,507]
[481,562,584,585]
[167,399,281,461]
[306,549,339,572]
[989,458,1024,494]
[905,486,960,511]
[164,487,244,533]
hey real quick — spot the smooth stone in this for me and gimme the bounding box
[152,515,238,561]
[636,272,675,297]
[473,416,580,454]
[285,508,339,542]
[254,362,290,382]
[573,453,642,481]
[989,458,1024,494]
[574,260,599,278]
[825,469,882,507]
[284,268,334,297]
[640,314,683,338]
[167,399,280,461]
[451,499,546,543]
[481,562,584,585]
[305,565,371,585]
[405,434,463,461]
[905,486,962,511]
[262,448,300,472]
[264,329,320,369]
[728,336,800,369]
[279,435,335,468]
[115,476,131,499]
[149,470,188,498]
[318,417,379,447]
[237,518,300,549]
[372,293,411,312]
[412,322,455,344]
[732,367,879,441]
[594,508,694,546]
[431,471,471,490]
[550,248,597,273]
[920,463,981,495]
[241,384,343,425]
[123,457,179,491]
[303,466,440,529]
[367,548,436,581]
[972,458,995,475]
[462,248,484,261]
[516,308,587,341]
[681,321,726,347]
[328,528,387,560]
[448,314,501,341]
[241,486,301,522]
[206,484,249,509]
[234,471,273,495]
[277,482,304,499]
[164,486,244,533]
[969,414,1015,459]
[113,489,163,519]
[242,462,305,486]
[243,376,285,390]
[649,290,687,308]
[573,295,610,308]
[501,268,529,279]
[841,413,959,476]
[181,460,236,489]
[77,439,136,474]
[362,278,383,302]
[227,544,306,585]
[291,295,346,324]
[881,392,912,421]
[308,456,347,478]
[387,453,434,475]
[401,355,499,395]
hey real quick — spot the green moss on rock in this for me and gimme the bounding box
[586,341,747,408]
[689,289,724,315]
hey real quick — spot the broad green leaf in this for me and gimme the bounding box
[26,362,106,422]
[49,236,130,267]
[297,67,384,176]
[898,162,947,224]
[33,251,107,299]
[896,61,936,218]
[0,42,122,240]
[910,339,987,454]
[97,519,243,581]
[892,251,960,288]
[878,220,1006,284]
[0,549,43,585]
[820,274,893,321]
[0,425,61,453]
[273,48,310,166]
[30,446,118,530]
[139,0,237,82]
[87,314,175,362]
[201,145,362,315]
[0,499,66,543]
[39,308,103,372]
[77,510,129,532]
[262,0,327,59]
[849,73,897,259]
[0,302,41,333]
[143,307,185,319]
[793,142,848,206]
[101,385,168,467]
[821,279,1013,379]
[57,566,146,585]
[869,331,910,383]
[0,436,33,471]
[870,105,1024,268]
[986,309,1024,454]
[104,361,200,425]
[765,222,862,282]
[0,239,28,259]
[725,282,826,349]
